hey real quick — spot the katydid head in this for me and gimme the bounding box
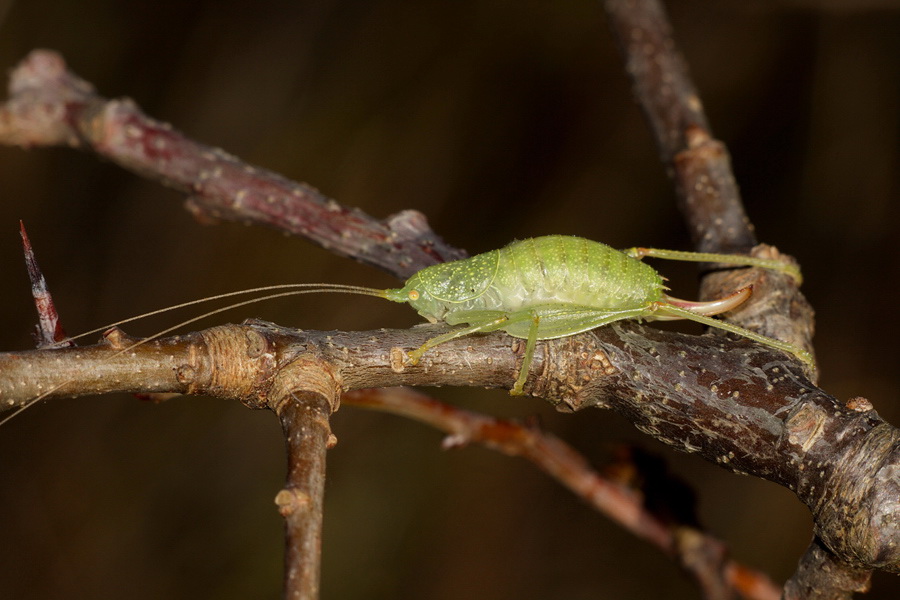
[384,278,449,323]
[384,251,500,323]
[404,252,498,303]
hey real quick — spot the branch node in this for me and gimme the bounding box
[846,397,874,412]
[269,354,341,416]
[102,326,136,350]
[197,325,276,407]
[274,488,312,518]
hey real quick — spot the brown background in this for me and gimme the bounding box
[0,0,898,598]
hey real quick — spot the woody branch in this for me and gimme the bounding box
[0,314,897,584]
[603,0,878,595]
[0,0,896,596]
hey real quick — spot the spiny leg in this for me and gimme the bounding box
[410,306,654,393]
[408,310,545,395]
[505,305,652,394]
[657,303,814,367]
[511,311,540,396]
[407,315,512,365]
[622,247,802,284]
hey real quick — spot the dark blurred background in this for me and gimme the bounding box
[0,0,897,598]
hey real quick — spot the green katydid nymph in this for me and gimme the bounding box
[2,235,811,424]
[383,235,811,393]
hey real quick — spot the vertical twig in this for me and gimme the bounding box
[271,359,340,600]
[276,395,331,600]
[603,0,815,362]
[603,0,755,253]
[604,1,820,596]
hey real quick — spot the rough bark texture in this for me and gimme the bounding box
[1,319,897,578]
[1,0,897,597]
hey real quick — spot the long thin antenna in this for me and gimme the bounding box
[66,283,389,342]
[0,285,394,427]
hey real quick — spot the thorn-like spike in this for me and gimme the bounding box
[19,221,72,349]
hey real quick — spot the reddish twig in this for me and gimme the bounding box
[0,50,465,280]
[344,387,782,600]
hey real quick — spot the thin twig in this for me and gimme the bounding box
[269,357,340,600]
[603,0,754,253]
[275,391,334,600]
[345,387,782,600]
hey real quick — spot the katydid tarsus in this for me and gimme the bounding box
[2,235,811,425]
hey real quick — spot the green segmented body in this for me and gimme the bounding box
[387,236,665,339]
[382,234,811,394]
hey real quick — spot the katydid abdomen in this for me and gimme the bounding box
[489,236,665,316]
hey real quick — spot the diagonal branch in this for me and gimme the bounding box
[344,387,782,600]
[0,49,464,280]
[604,0,754,253]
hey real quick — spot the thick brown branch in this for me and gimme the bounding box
[1,321,897,577]
[0,50,465,279]
[783,538,873,600]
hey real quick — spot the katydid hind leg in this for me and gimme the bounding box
[658,304,814,367]
[501,305,652,340]
[623,247,802,284]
